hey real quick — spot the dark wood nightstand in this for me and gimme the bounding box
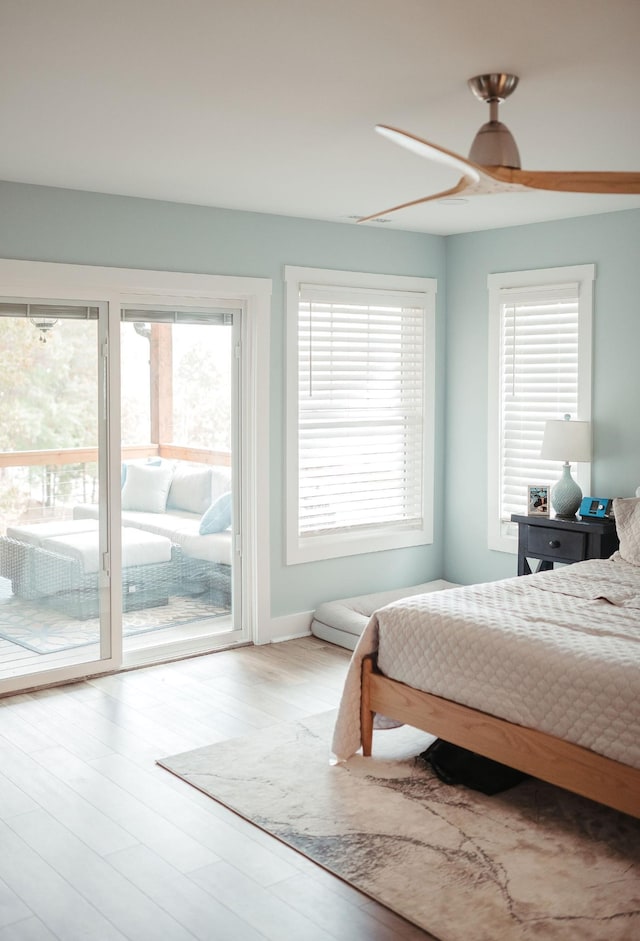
[511,513,619,576]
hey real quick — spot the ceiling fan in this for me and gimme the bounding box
[360,73,640,222]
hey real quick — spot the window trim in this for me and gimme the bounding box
[487,264,594,553]
[285,265,436,564]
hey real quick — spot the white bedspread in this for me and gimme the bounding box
[331,558,640,768]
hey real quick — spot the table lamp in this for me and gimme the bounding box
[540,414,591,518]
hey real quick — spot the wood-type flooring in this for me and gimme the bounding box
[0,637,437,941]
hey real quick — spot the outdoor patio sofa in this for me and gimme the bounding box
[0,459,232,618]
[73,458,233,607]
[0,519,177,618]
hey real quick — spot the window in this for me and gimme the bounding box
[488,265,594,552]
[285,266,436,564]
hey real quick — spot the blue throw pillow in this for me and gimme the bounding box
[199,492,232,535]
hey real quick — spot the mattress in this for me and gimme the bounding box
[332,557,640,768]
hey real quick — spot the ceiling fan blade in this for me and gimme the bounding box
[357,178,473,223]
[489,167,640,195]
[376,125,482,183]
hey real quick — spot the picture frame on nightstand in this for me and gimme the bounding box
[527,484,549,516]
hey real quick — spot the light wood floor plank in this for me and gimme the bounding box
[28,745,219,874]
[1,694,115,762]
[0,820,127,941]
[0,706,55,754]
[0,769,39,821]
[7,810,197,941]
[0,916,60,941]
[190,859,340,941]
[270,871,436,941]
[88,752,303,886]
[0,741,139,857]
[0,875,32,929]
[19,687,170,767]
[359,899,441,940]
[0,637,437,941]
[106,844,267,941]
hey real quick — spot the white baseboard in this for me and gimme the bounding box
[255,610,313,645]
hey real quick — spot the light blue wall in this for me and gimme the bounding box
[0,181,447,616]
[3,182,637,604]
[444,208,640,586]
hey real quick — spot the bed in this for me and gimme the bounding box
[332,497,640,819]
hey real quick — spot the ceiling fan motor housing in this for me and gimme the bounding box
[467,73,521,169]
[468,120,521,169]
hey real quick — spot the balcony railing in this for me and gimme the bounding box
[0,444,231,469]
[0,445,231,530]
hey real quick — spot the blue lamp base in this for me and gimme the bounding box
[551,463,582,518]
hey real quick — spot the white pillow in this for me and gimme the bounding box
[613,497,640,566]
[121,463,174,513]
[167,463,213,515]
[210,465,232,501]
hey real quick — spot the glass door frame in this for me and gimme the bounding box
[0,260,272,696]
[117,294,245,668]
[0,293,119,693]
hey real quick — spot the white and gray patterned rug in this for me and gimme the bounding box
[159,711,640,941]
[0,593,229,654]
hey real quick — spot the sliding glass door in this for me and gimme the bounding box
[118,305,240,660]
[0,299,241,683]
[0,301,113,682]
[0,261,257,694]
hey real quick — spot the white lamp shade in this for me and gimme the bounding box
[541,418,591,463]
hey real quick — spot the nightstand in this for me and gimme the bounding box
[511,513,619,576]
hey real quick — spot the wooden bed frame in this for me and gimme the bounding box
[360,654,640,819]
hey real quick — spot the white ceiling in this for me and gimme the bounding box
[2,0,640,235]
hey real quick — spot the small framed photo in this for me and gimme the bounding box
[527,484,549,516]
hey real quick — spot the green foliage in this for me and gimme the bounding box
[0,316,232,523]
[0,318,97,452]
[174,336,231,450]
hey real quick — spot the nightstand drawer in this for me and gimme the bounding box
[528,527,586,560]
[511,512,618,576]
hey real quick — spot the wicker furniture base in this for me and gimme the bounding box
[174,553,232,608]
[0,530,175,619]
[46,565,172,619]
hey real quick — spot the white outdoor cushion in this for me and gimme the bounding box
[69,509,231,565]
[7,518,97,547]
[179,530,232,565]
[121,463,173,513]
[210,465,232,502]
[167,463,213,515]
[74,505,198,536]
[116,510,198,540]
[41,529,172,575]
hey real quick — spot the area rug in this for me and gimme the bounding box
[159,711,640,941]
[0,594,229,654]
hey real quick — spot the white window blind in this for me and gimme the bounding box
[499,283,580,521]
[298,285,425,535]
[285,267,435,564]
[488,265,593,553]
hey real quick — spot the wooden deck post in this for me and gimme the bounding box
[150,324,173,445]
